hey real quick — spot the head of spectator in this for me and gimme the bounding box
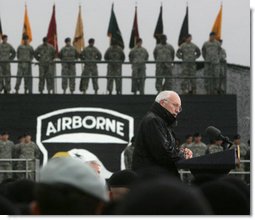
[185,33,192,43]
[88,38,95,46]
[65,37,71,46]
[2,34,8,43]
[24,133,32,144]
[107,170,138,202]
[193,132,202,144]
[215,138,223,146]
[209,32,216,41]
[114,176,212,215]
[42,37,48,44]
[160,34,167,45]
[30,157,109,215]
[155,90,182,118]
[233,134,241,145]
[17,135,25,144]
[200,179,249,214]
[1,131,9,142]
[185,134,193,145]
[136,38,142,47]
[0,179,36,214]
[0,195,19,215]
[110,38,118,47]
[22,35,29,45]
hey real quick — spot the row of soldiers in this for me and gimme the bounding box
[0,131,40,183]
[0,32,227,95]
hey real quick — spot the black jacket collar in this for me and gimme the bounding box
[150,102,177,126]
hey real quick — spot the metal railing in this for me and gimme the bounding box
[0,158,40,181]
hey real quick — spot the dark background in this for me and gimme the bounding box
[0,94,237,172]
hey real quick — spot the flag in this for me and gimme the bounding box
[21,5,32,44]
[107,4,124,49]
[0,17,2,42]
[178,6,189,46]
[129,6,140,49]
[73,5,85,53]
[211,5,223,41]
[153,5,163,44]
[47,5,58,53]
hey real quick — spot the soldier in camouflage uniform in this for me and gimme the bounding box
[219,39,227,94]
[16,133,40,180]
[59,37,79,94]
[13,135,25,179]
[202,32,221,94]
[206,138,223,154]
[0,35,16,94]
[153,35,175,93]
[188,132,207,158]
[123,136,135,170]
[180,134,193,150]
[129,38,149,95]
[15,35,34,94]
[0,131,15,183]
[230,134,249,181]
[80,38,102,94]
[34,37,56,94]
[176,34,201,94]
[104,39,125,95]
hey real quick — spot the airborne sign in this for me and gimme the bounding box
[36,107,134,167]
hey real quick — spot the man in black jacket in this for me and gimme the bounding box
[132,90,192,177]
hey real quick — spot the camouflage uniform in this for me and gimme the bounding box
[202,40,221,94]
[219,47,227,94]
[59,45,79,93]
[231,143,249,181]
[206,144,223,154]
[15,44,34,94]
[188,142,207,158]
[176,42,201,94]
[34,43,56,93]
[0,42,16,93]
[80,45,102,93]
[129,46,149,94]
[104,45,125,94]
[123,143,135,170]
[0,140,15,182]
[15,141,40,180]
[153,43,175,92]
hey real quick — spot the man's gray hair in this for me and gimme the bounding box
[155,90,178,103]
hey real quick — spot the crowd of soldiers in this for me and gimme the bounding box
[0,32,227,95]
[0,131,40,183]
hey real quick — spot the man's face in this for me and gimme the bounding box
[186,136,193,144]
[160,95,182,118]
[88,161,101,174]
[25,135,31,143]
[186,36,192,43]
[2,37,7,43]
[209,35,215,41]
[234,139,241,145]
[137,41,142,47]
[194,136,201,143]
[1,134,9,141]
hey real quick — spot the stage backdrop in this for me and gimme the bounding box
[0,95,237,173]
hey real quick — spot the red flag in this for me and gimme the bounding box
[129,6,140,49]
[47,5,58,54]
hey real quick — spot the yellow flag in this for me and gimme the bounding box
[73,6,85,53]
[21,5,32,44]
[211,5,222,41]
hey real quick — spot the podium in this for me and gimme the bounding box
[175,148,238,179]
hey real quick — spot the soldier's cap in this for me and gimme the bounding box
[39,157,109,202]
[107,170,138,188]
[1,131,9,135]
[209,32,216,36]
[193,132,201,137]
[22,35,29,40]
[136,38,142,43]
[65,37,71,43]
[233,134,241,140]
[88,38,95,44]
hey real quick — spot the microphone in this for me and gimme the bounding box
[205,126,233,145]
